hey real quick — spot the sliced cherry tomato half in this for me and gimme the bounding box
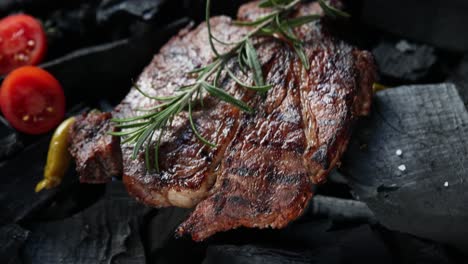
[0,66,65,134]
[0,14,47,75]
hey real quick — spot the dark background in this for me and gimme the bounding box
[1,0,468,263]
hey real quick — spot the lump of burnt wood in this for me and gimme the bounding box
[372,39,437,82]
[0,137,76,225]
[22,182,149,264]
[0,224,29,264]
[343,83,468,251]
[69,111,122,183]
[0,117,23,162]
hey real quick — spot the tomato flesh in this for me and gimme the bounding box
[0,66,65,134]
[0,14,47,75]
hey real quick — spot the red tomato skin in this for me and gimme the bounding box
[0,14,47,75]
[0,66,65,134]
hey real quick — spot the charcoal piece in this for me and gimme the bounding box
[372,40,437,82]
[203,245,311,264]
[361,0,468,52]
[203,225,392,264]
[146,207,191,252]
[382,230,457,264]
[97,0,165,22]
[0,134,24,162]
[343,83,468,250]
[448,55,468,106]
[40,18,188,107]
[0,0,63,15]
[0,118,24,162]
[145,207,205,264]
[22,182,150,264]
[0,137,77,225]
[43,2,98,59]
[308,195,376,224]
[28,183,105,222]
[0,224,29,264]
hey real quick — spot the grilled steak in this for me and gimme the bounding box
[69,1,376,240]
[69,111,122,183]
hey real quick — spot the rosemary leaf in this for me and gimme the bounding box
[259,0,293,8]
[133,84,178,101]
[282,15,321,28]
[144,130,155,171]
[115,122,151,129]
[188,102,216,147]
[201,81,253,113]
[233,13,275,26]
[293,43,310,70]
[132,122,159,159]
[318,0,350,18]
[205,0,220,57]
[226,68,272,92]
[245,39,264,86]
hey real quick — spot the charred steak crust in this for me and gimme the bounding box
[69,112,122,183]
[70,1,376,241]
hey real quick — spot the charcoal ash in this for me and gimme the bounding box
[342,83,468,251]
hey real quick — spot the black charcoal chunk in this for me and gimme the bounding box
[448,55,468,106]
[0,137,76,225]
[203,245,311,264]
[41,18,188,107]
[0,224,29,264]
[22,182,150,264]
[146,207,205,264]
[203,225,392,264]
[372,40,437,82]
[0,117,24,162]
[361,0,468,52]
[97,0,165,22]
[382,230,457,264]
[343,83,468,251]
[0,134,24,162]
[308,195,376,224]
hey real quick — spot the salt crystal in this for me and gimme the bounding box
[396,149,402,156]
[398,164,406,171]
[444,181,449,187]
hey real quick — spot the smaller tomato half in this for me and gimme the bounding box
[0,66,65,134]
[0,14,47,75]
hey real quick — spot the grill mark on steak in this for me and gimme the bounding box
[69,0,376,240]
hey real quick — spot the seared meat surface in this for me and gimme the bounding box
[69,1,376,240]
[69,112,122,183]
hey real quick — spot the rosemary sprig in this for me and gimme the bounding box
[111,0,349,172]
